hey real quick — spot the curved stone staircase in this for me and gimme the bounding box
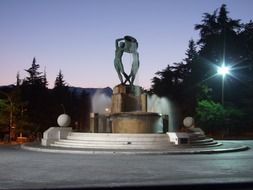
[48,131,222,150]
[50,133,173,150]
[189,133,222,147]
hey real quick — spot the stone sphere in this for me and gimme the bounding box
[57,114,71,127]
[183,117,194,128]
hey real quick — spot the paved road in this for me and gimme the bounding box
[0,140,253,189]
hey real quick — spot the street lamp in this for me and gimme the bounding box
[217,64,230,105]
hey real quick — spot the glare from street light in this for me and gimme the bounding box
[217,64,230,76]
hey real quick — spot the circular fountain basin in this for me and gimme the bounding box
[111,112,161,133]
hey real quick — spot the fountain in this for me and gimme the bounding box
[91,36,170,134]
[40,35,240,152]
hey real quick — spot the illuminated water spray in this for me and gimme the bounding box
[91,90,111,114]
[147,94,177,132]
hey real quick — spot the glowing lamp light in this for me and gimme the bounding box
[217,63,231,105]
[217,65,230,76]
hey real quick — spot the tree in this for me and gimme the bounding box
[23,57,45,87]
[151,4,253,136]
[0,88,25,141]
[54,70,66,88]
[180,40,201,114]
[195,4,241,75]
[151,40,200,115]
[240,20,253,58]
[53,70,69,114]
[0,98,9,129]
[195,4,241,47]
[42,68,49,88]
[195,99,244,137]
[217,4,241,36]
[194,4,246,103]
[193,4,253,136]
[195,9,219,46]
[151,65,175,98]
[16,72,21,87]
[196,100,225,133]
[239,20,253,80]
[20,57,50,133]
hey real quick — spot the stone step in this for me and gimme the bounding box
[50,132,172,150]
[67,133,169,142]
[60,139,169,145]
[67,136,169,142]
[48,132,221,150]
[189,137,219,146]
[51,141,171,150]
[190,140,219,146]
[190,142,223,147]
[69,133,167,138]
[189,134,206,140]
[190,138,214,144]
[50,144,172,150]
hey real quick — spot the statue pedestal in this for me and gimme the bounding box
[111,84,147,113]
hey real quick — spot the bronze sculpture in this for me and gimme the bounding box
[114,35,140,85]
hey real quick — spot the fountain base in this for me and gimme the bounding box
[111,112,161,133]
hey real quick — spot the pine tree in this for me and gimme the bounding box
[183,40,201,84]
[42,68,48,88]
[16,72,21,86]
[54,70,66,88]
[23,57,44,87]
[20,57,50,133]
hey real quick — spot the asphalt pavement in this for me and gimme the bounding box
[0,140,253,190]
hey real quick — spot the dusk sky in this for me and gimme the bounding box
[1,0,253,89]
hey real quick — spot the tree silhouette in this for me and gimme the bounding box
[23,57,45,87]
[54,70,66,88]
[19,57,50,133]
[42,68,48,88]
[195,4,241,47]
[151,4,253,135]
[151,40,200,115]
[52,70,70,117]
[195,9,219,46]
[16,72,21,87]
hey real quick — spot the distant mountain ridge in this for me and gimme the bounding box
[69,86,113,97]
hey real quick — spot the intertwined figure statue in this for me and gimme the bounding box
[114,35,140,85]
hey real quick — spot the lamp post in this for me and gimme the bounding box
[217,64,230,105]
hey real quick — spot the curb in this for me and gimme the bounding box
[21,143,250,155]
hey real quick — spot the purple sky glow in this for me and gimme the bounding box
[0,0,252,89]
